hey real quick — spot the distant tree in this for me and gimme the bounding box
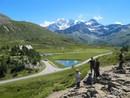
[1,45,42,76]
[37,53,41,62]
[11,45,18,56]
[0,56,7,77]
[120,45,129,52]
[0,67,6,77]
[0,45,10,55]
[6,56,11,64]
[10,61,25,73]
[33,59,37,65]
[22,45,28,55]
[6,45,9,50]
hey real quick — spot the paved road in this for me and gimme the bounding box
[0,61,63,85]
[0,52,112,85]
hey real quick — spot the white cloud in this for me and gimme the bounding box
[78,14,83,19]
[77,14,86,22]
[115,22,122,25]
[40,21,54,27]
[93,16,103,20]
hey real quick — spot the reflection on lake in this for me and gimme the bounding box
[56,60,80,67]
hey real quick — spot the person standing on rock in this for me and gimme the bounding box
[118,59,124,69]
[88,57,95,74]
[94,58,100,77]
[118,52,124,69]
[119,52,123,61]
[75,69,82,88]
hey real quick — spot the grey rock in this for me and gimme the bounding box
[106,95,118,98]
[108,82,117,90]
[110,87,122,96]
[122,86,130,92]
[87,87,98,97]
[124,80,130,86]
[62,95,69,98]
[82,94,87,98]
[114,79,125,85]
[113,68,126,74]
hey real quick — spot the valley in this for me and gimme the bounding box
[0,50,117,98]
[0,13,130,98]
[1,0,130,98]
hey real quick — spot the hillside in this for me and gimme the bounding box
[0,14,78,47]
[103,28,130,46]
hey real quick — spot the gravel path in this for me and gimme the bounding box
[47,65,115,98]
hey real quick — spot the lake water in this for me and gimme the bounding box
[56,60,80,67]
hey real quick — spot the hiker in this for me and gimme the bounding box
[118,59,124,69]
[75,69,81,88]
[83,73,93,85]
[118,53,124,69]
[88,57,95,74]
[119,52,123,61]
[94,58,100,77]
[86,73,93,85]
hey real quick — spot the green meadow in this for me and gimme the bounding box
[0,44,120,98]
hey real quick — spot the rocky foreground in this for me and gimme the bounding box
[47,62,130,98]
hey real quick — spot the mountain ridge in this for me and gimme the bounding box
[44,18,130,46]
[41,18,80,31]
[1,13,130,46]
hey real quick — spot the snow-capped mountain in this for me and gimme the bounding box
[84,19,105,35]
[55,19,130,45]
[41,18,130,46]
[85,19,101,26]
[40,18,80,31]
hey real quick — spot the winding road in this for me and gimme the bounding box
[0,52,112,85]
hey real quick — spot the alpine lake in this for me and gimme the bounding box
[56,60,80,67]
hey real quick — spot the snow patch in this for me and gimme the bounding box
[115,22,122,25]
[104,27,109,30]
[74,20,79,24]
[88,28,95,31]
[85,22,92,25]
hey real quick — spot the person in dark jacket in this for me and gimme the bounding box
[83,73,93,85]
[94,58,100,77]
[86,73,93,85]
[88,57,95,74]
[119,53,123,61]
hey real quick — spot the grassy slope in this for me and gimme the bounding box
[0,49,117,98]
[105,28,130,46]
[0,16,78,48]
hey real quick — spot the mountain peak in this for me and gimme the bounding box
[56,18,68,22]
[0,13,11,19]
[0,13,11,24]
[85,19,98,25]
[55,18,69,25]
[89,19,97,23]
[43,18,80,31]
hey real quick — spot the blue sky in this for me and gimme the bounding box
[0,0,130,25]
